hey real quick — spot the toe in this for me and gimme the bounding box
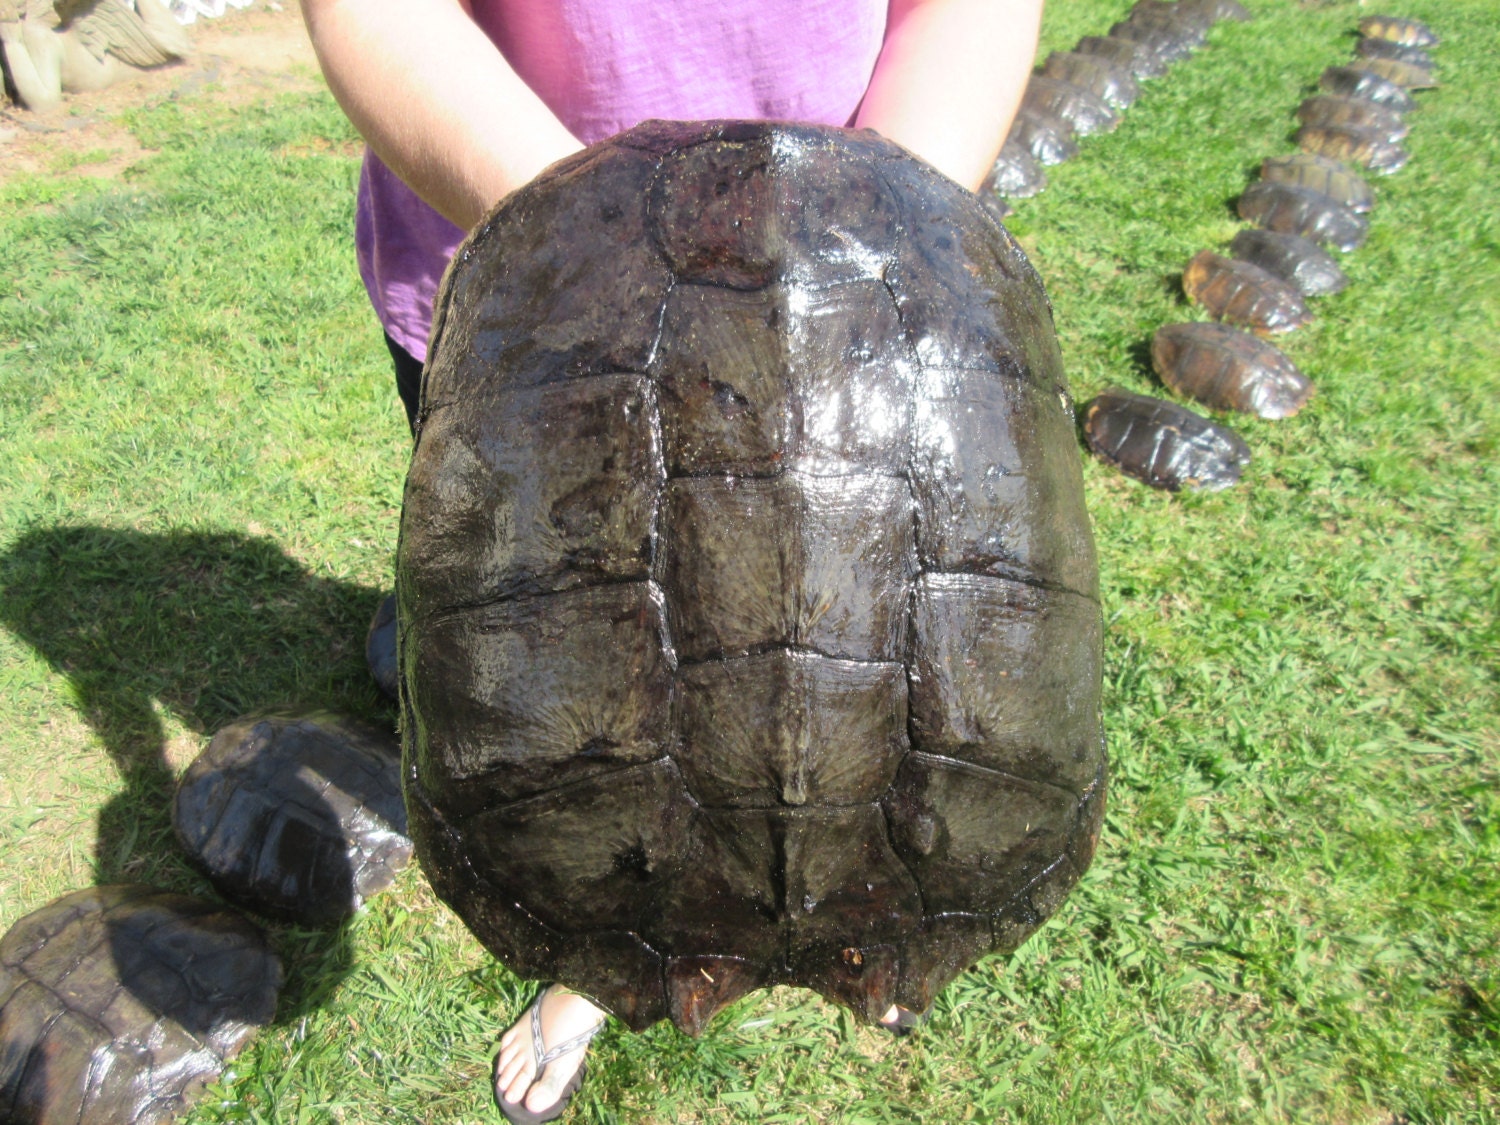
[525,1063,573,1115]
[496,1054,530,1103]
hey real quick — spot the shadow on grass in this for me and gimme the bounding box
[1126,336,1159,386]
[0,523,394,1027]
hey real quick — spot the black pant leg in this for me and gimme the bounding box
[383,333,424,437]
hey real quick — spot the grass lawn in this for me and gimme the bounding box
[1,0,1496,1121]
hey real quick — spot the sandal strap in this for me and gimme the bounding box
[529,987,607,1070]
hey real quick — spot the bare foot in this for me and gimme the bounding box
[494,985,607,1119]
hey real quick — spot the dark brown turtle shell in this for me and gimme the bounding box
[1072,35,1170,80]
[1039,52,1141,110]
[1228,229,1349,298]
[1023,75,1121,136]
[398,120,1105,1035]
[1105,20,1196,63]
[1354,36,1434,70]
[1356,56,1438,89]
[1008,104,1080,165]
[1177,0,1252,22]
[0,885,281,1125]
[1152,322,1314,419]
[1260,152,1374,214]
[173,711,411,925]
[1358,14,1437,47]
[983,138,1048,200]
[1182,250,1312,334]
[1296,95,1409,142]
[1318,65,1417,112]
[1083,389,1251,491]
[1295,123,1409,174]
[1123,0,1213,44]
[1238,180,1369,252]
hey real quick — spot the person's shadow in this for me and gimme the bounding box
[0,524,396,1024]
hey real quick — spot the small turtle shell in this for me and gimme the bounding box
[1039,51,1141,110]
[1358,14,1438,47]
[1296,124,1409,174]
[1356,56,1437,89]
[1152,322,1314,419]
[1072,35,1170,79]
[1238,180,1369,252]
[1296,95,1409,142]
[1260,152,1374,213]
[983,138,1047,199]
[1023,75,1121,136]
[1008,105,1079,165]
[1177,0,1252,22]
[979,193,1013,222]
[1083,389,1251,492]
[1122,0,1213,45]
[1105,20,1196,63]
[174,711,412,925]
[1355,36,1434,70]
[1182,250,1312,333]
[1318,65,1417,112]
[0,885,282,1125]
[1228,229,1349,298]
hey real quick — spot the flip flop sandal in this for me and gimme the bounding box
[494,987,607,1125]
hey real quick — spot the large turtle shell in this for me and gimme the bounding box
[398,120,1105,1034]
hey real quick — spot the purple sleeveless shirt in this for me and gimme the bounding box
[357,0,888,361]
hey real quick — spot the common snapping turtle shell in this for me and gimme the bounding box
[173,711,412,925]
[0,885,281,1125]
[398,120,1105,1034]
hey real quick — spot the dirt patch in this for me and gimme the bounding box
[0,0,323,183]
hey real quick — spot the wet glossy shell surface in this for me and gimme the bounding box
[1083,390,1251,492]
[1023,75,1120,136]
[1358,15,1437,47]
[1228,229,1349,298]
[983,139,1047,199]
[1179,0,1252,21]
[1182,250,1312,333]
[1152,322,1314,419]
[1296,124,1409,174]
[1238,180,1369,252]
[1072,35,1169,79]
[174,712,411,925]
[399,120,1105,1035]
[1038,52,1140,109]
[1318,65,1416,112]
[1355,36,1434,69]
[1296,95,1409,142]
[1357,56,1437,89]
[1009,105,1079,165]
[1105,20,1196,63]
[1120,1,1211,45]
[0,886,281,1125]
[1260,152,1374,213]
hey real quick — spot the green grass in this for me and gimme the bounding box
[1,0,1496,1121]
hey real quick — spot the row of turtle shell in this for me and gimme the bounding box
[1084,13,1440,493]
[0,886,282,1125]
[0,711,412,1124]
[985,0,1252,210]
